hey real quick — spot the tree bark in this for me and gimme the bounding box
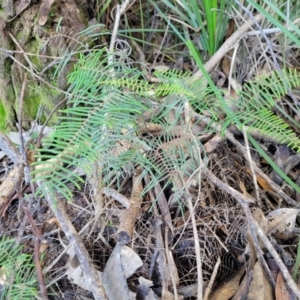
[0,0,90,130]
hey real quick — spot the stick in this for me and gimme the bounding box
[191,14,264,81]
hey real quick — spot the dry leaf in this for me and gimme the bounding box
[238,180,255,203]
[275,271,291,300]
[266,208,300,239]
[210,267,245,300]
[245,168,273,192]
[247,261,274,300]
[102,244,142,300]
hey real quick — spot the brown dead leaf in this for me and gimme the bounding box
[210,267,245,300]
[245,168,273,192]
[238,180,255,203]
[275,271,291,300]
[247,261,274,300]
[41,217,62,234]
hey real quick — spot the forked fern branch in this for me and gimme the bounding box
[33,48,300,201]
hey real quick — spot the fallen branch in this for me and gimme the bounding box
[36,180,109,300]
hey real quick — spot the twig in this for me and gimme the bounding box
[246,213,276,288]
[18,73,30,183]
[203,256,221,300]
[185,191,203,300]
[154,216,172,297]
[8,33,37,73]
[191,13,264,81]
[36,180,109,300]
[242,126,261,206]
[201,165,300,298]
[0,49,71,97]
[101,187,130,208]
[153,182,174,234]
[109,0,131,53]
[34,238,49,300]
[165,230,179,300]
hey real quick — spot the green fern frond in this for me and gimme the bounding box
[33,41,300,202]
[227,108,300,149]
[154,69,191,80]
[154,69,197,97]
[244,68,300,99]
[221,69,300,150]
[155,81,196,98]
[98,78,152,96]
[0,237,37,300]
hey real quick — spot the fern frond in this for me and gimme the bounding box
[227,108,300,149]
[33,40,300,202]
[221,69,300,150]
[0,237,37,300]
[98,78,152,96]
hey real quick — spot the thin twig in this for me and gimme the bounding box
[34,238,49,300]
[0,49,71,97]
[165,230,179,300]
[203,256,221,300]
[8,33,37,73]
[109,0,131,53]
[196,114,300,208]
[185,190,203,300]
[191,13,264,81]
[242,126,261,206]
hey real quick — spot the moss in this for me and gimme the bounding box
[0,101,7,132]
[27,40,43,69]
[23,83,61,125]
